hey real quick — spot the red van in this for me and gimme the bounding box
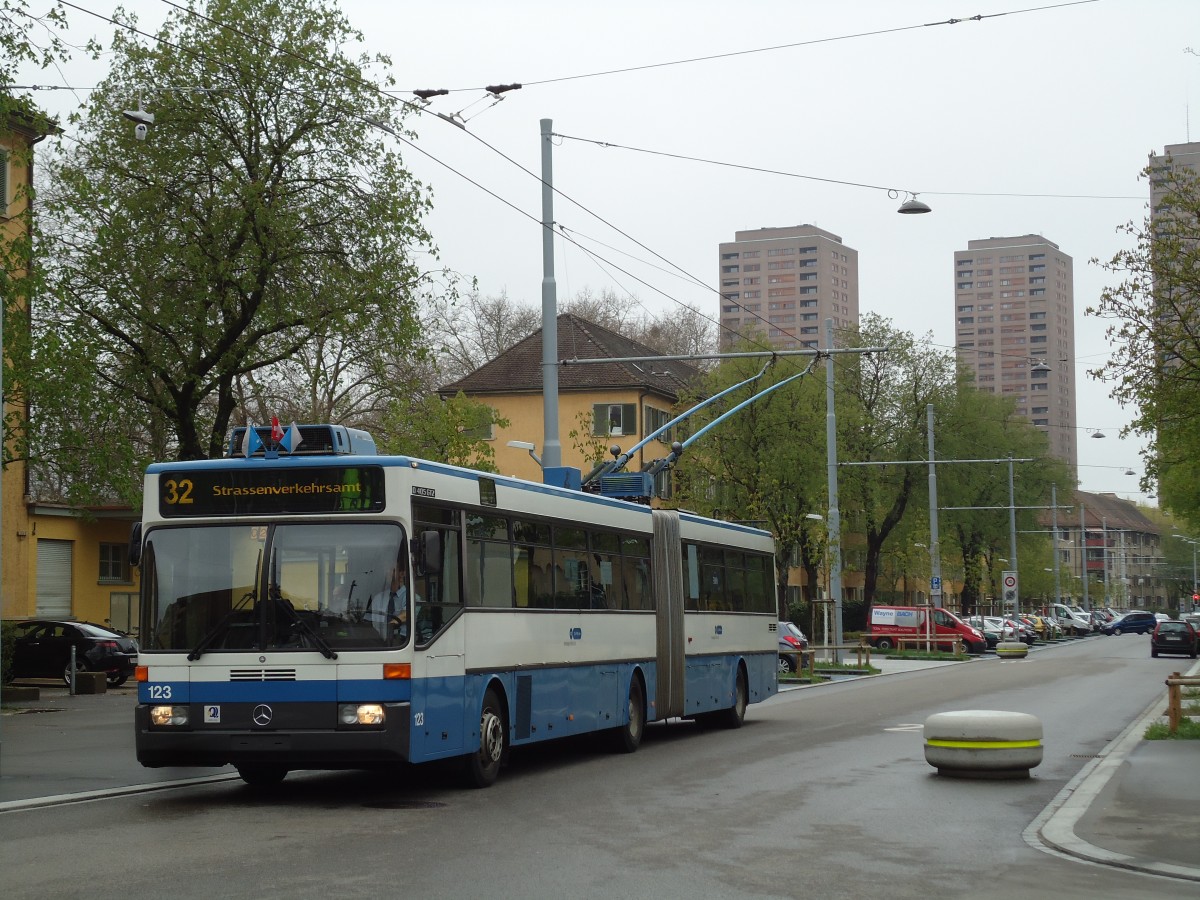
[867,605,986,654]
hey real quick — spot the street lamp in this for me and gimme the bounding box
[506,440,542,468]
[896,192,932,214]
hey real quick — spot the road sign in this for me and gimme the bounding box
[931,576,942,592]
[1001,570,1018,608]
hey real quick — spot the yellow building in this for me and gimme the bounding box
[439,314,700,492]
[2,105,140,631]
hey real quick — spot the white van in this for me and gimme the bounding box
[1048,603,1092,636]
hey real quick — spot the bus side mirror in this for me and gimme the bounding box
[411,530,442,576]
[128,522,143,568]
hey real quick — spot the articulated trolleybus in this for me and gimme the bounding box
[133,423,777,787]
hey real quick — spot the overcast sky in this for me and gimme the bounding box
[22,0,1200,503]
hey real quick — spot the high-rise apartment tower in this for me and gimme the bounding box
[954,235,1077,471]
[718,225,858,350]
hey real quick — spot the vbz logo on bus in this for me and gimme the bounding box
[714,625,723,636]
[569,627,582,641]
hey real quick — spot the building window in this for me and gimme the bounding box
[593,403,637,437]
[1029,264,1046,272]
[957,258,973,266]
[644,404,673,444]
[721,252,739,260]
[100,543,131,583]
[721,265,739,274]
[957,282,973,290]
[767,248,795,256]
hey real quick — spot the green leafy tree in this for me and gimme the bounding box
[1090,156,1200,530]
[1,0,92,472]
[835,315,958,604]
[30,0,434,504]
[933,375,1072,615]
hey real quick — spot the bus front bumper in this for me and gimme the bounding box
[134,701,411,769]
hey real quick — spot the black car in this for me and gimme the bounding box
[1101,610,1157,636]
[11,620,139,686]
[1150,620,1198,659]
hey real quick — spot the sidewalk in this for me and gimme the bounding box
[1029,658,1200,883]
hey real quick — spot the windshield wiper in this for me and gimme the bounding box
[187,590,256,661]
[266,548,338,658]
[280,605,338,659]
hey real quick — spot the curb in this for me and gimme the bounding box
[1024,659,1200,883]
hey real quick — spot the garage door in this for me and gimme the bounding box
[36,539,74,618]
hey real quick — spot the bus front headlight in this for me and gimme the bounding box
[339,703,385,726]
[150,705,188,726]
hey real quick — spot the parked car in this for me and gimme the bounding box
[964,616,1000,651]
[1101,610,1157,636]
[777,621,809,673]
[10,620,139,686]
[1026,614,1062,640]
[1150,619,1198,658]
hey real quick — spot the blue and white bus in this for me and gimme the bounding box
[133,424,778,787]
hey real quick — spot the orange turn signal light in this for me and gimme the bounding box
[383,663,411,680]
[135,665,149,682]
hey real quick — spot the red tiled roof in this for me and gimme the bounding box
[438,313,701,401]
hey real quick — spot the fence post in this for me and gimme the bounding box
[1167,673,1182,734]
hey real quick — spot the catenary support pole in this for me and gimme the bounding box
[540,118,561,470]
[825,319,843,663]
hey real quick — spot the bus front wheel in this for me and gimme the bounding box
[465,687,507,788]
[237,764,287,787]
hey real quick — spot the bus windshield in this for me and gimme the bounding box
[141,522,409,653]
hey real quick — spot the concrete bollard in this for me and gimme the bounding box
[924,709,1043,779]
[995,640,1029,659]
[74,672,108,694]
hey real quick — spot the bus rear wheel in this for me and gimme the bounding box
[716,667,748,730]
[465,688,507,788]
[611,676,646,754]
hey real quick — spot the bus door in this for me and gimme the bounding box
[410,625,465,760]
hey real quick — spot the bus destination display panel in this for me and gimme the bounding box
[159,466,386,517]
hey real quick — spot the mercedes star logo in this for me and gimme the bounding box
[252,704,273,727]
